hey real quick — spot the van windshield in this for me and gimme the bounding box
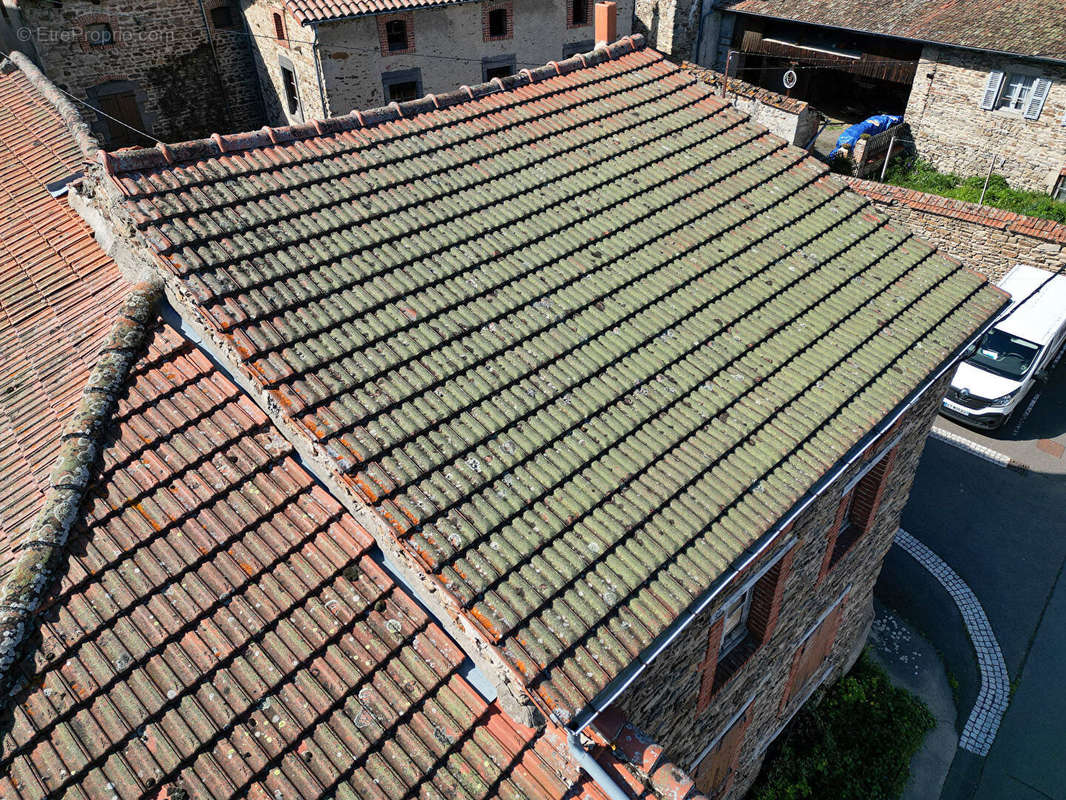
[965,329,1042,380]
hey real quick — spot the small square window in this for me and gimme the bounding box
[85,22,114,47]
[488,8,508,37]
[999,73,1036,111]
[210,5,238,29]
[386,19,408,52]
[485,64,513,80]
[1054,173,1066,202]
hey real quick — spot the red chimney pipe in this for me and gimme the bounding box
[595,1,617,48]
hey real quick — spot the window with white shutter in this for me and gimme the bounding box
[1023,77,1052,120]
[980,70,1005,110]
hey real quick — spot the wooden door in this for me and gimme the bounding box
[96,91,149,149]
[694,707,749,797]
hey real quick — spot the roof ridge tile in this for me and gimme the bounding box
[0,284,160,697]
[98,35,648,176]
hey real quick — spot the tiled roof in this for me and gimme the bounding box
[96,37,1006,724]
[283,0,468,24]
[720,0,1066,60]
[0,319,597,800]
[0,57,128,582]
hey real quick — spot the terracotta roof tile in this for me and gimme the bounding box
[283,0,469,24]
[96,38,1007,723]
[720,0,1066,60]
[0,59,128,583]
[0,321,600,800]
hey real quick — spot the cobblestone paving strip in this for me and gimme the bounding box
[894,528,1009,757]
[929,426,1012,468]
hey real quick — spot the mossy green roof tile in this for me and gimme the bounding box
[100,36,1006,723]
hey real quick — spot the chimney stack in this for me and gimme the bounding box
[594,1,617,48]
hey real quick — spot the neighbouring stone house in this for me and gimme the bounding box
[1,0,264,146]
[57,34,1008,799]
[239,0,634,124]
[707,0,1066,195]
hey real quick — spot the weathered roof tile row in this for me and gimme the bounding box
[99,39,1007,723]
[0,59,127,581]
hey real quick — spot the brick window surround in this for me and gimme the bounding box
[780,592,847,712]
[75,14,119,52]
[692,699,754,798]
[273,11,287,42]
[697,542,795,711]
[378,12,416,56]
[819,432,900,580]
[567,0,591,28]
[483,1,513,41]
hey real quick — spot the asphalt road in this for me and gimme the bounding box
[876,350,1066,799]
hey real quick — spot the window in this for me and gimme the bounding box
[569,0,589,26]
[981,70,1052,120]
[281,64,300,116]
[382,69,423,103]
[273,12,286,41]
[693,704,752,798]
[488,8,507,37]
[780,596,846,711]
[1000,73,1036,111]
[485,6,510,40]
[820,442,898,577]
[482,54,516,82]
[697,546,794,710]
[1054,172,1066,202]
[85,22,114,47]
[386,19,408,51]
[210,4,238,29]
[387,81,418,102]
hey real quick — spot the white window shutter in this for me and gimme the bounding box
[1023,77,1052,120]
[980,70,1004,110]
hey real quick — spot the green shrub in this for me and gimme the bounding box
[882,158,1066,224]
[749,651,935,800]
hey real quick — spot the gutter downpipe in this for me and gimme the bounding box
[311,22,329,118]
[567,731,633,800]
[567,302,1005,737]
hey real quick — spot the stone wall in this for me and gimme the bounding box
[617,368,954,798]
[16,0,263,145]
[905,46,1066,194]
[844,177,1066,283]
[242,0,325,125]
[681,62,819,147]
[245,0,634,123]
[634,0,702,60]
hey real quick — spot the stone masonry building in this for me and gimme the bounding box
[710,0,1066,195]
[2,0,264,146]
[239,0,634,124]
[0,33,1005,800]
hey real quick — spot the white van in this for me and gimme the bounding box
[941,265,1066,429]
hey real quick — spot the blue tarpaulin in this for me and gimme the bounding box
[829,114,902,159]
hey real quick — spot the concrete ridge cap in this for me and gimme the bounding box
[0,284,161,703]
[3,50,100,161]
[98,34,650,177]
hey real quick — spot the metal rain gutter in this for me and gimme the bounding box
[567,303,1005,735]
